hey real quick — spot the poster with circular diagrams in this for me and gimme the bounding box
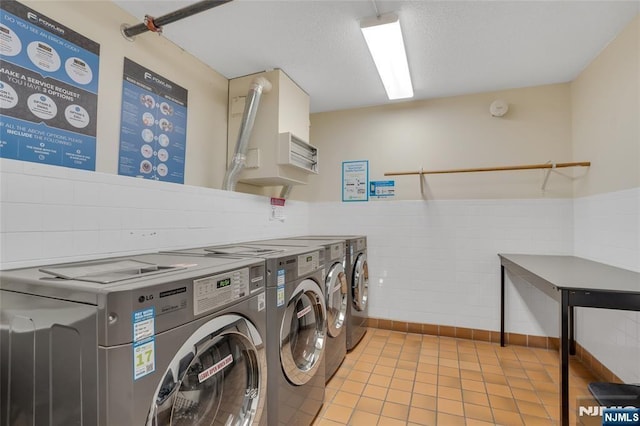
[118,58,187,184]
[0,1,99,170]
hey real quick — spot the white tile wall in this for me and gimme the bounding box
[0,159,310,269]
[2,158,637,383]
[310,198,574,335]
[573,188,640,383]
[310,192,638,382]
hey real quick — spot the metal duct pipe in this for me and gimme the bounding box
[223,77,272,191]
[121,0,233,40]
[279,185,293,199]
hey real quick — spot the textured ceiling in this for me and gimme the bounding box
[114,1,639,113]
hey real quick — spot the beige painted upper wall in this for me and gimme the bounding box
[19,2,635,201]
[22,0,230,189]
[571,15,639,197]
[297,84,573,202]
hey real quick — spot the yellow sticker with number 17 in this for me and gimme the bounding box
[134,336,155,380]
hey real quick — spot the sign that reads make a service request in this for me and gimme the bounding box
[118,58,188,184]
[0,0,100,170]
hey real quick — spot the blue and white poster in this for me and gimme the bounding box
[342,160,369,202]
[370,180,395,198]
[0,1,100,170]
[118,58,187,184]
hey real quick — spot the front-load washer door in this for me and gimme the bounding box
[147,314,265,426]
[352,253,369,312]
[326,262,348,338]
[280,279,327,386]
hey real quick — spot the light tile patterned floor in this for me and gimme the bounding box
[312,328,600,425]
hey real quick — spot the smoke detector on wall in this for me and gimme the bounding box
[490,99,509,117]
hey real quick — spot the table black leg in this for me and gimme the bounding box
[569,305,576,355]
[560,290,570,426]
[500,265,505,347]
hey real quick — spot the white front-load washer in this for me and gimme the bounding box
[0,253,268,426]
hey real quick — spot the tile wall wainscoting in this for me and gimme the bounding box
[310,198,573,335]
[311,194,639,384]
[1,159,637,383]
[573,188,640,384]
[0,159,310,269]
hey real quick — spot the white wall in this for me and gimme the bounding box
[0,0,298,271]
[0,158,309,270]
[300,81,577,342]
[1,0,637,385]
[570,15,640,384]
[310,198,572,336]
[573,189,640,383]
[302,14,640,385]
[574,189,640,272]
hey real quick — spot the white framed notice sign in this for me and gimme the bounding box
[342,160,368,202]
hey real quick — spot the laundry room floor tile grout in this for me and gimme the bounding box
[311,328,600,425]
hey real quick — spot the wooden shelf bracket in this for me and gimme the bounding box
[541,161,556,191]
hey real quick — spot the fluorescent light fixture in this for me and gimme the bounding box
[360,12,413,100]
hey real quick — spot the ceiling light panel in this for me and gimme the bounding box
[360,12,414,100]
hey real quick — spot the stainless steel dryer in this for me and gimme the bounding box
[294,236,369,351]
[246,238,348,382]
[164,244,328,426]
[0,253,268,426]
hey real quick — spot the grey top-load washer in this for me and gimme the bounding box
[164,243,328,426]
[0,253,268,426]
[291,236,369,351]
[244,238,348,382]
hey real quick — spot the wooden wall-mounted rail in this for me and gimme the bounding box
[384,161,591,177]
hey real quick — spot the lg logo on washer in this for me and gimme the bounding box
[138,294,153,303]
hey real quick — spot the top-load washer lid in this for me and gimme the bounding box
[292,235,364,241]
[1,253,265,309]
[244,238,344,253]
[40,259,184,284]
[203,245,285,256]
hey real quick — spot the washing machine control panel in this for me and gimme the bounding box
[297,251,320,276]
[329,243,344,261]
[192,268,250,316]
